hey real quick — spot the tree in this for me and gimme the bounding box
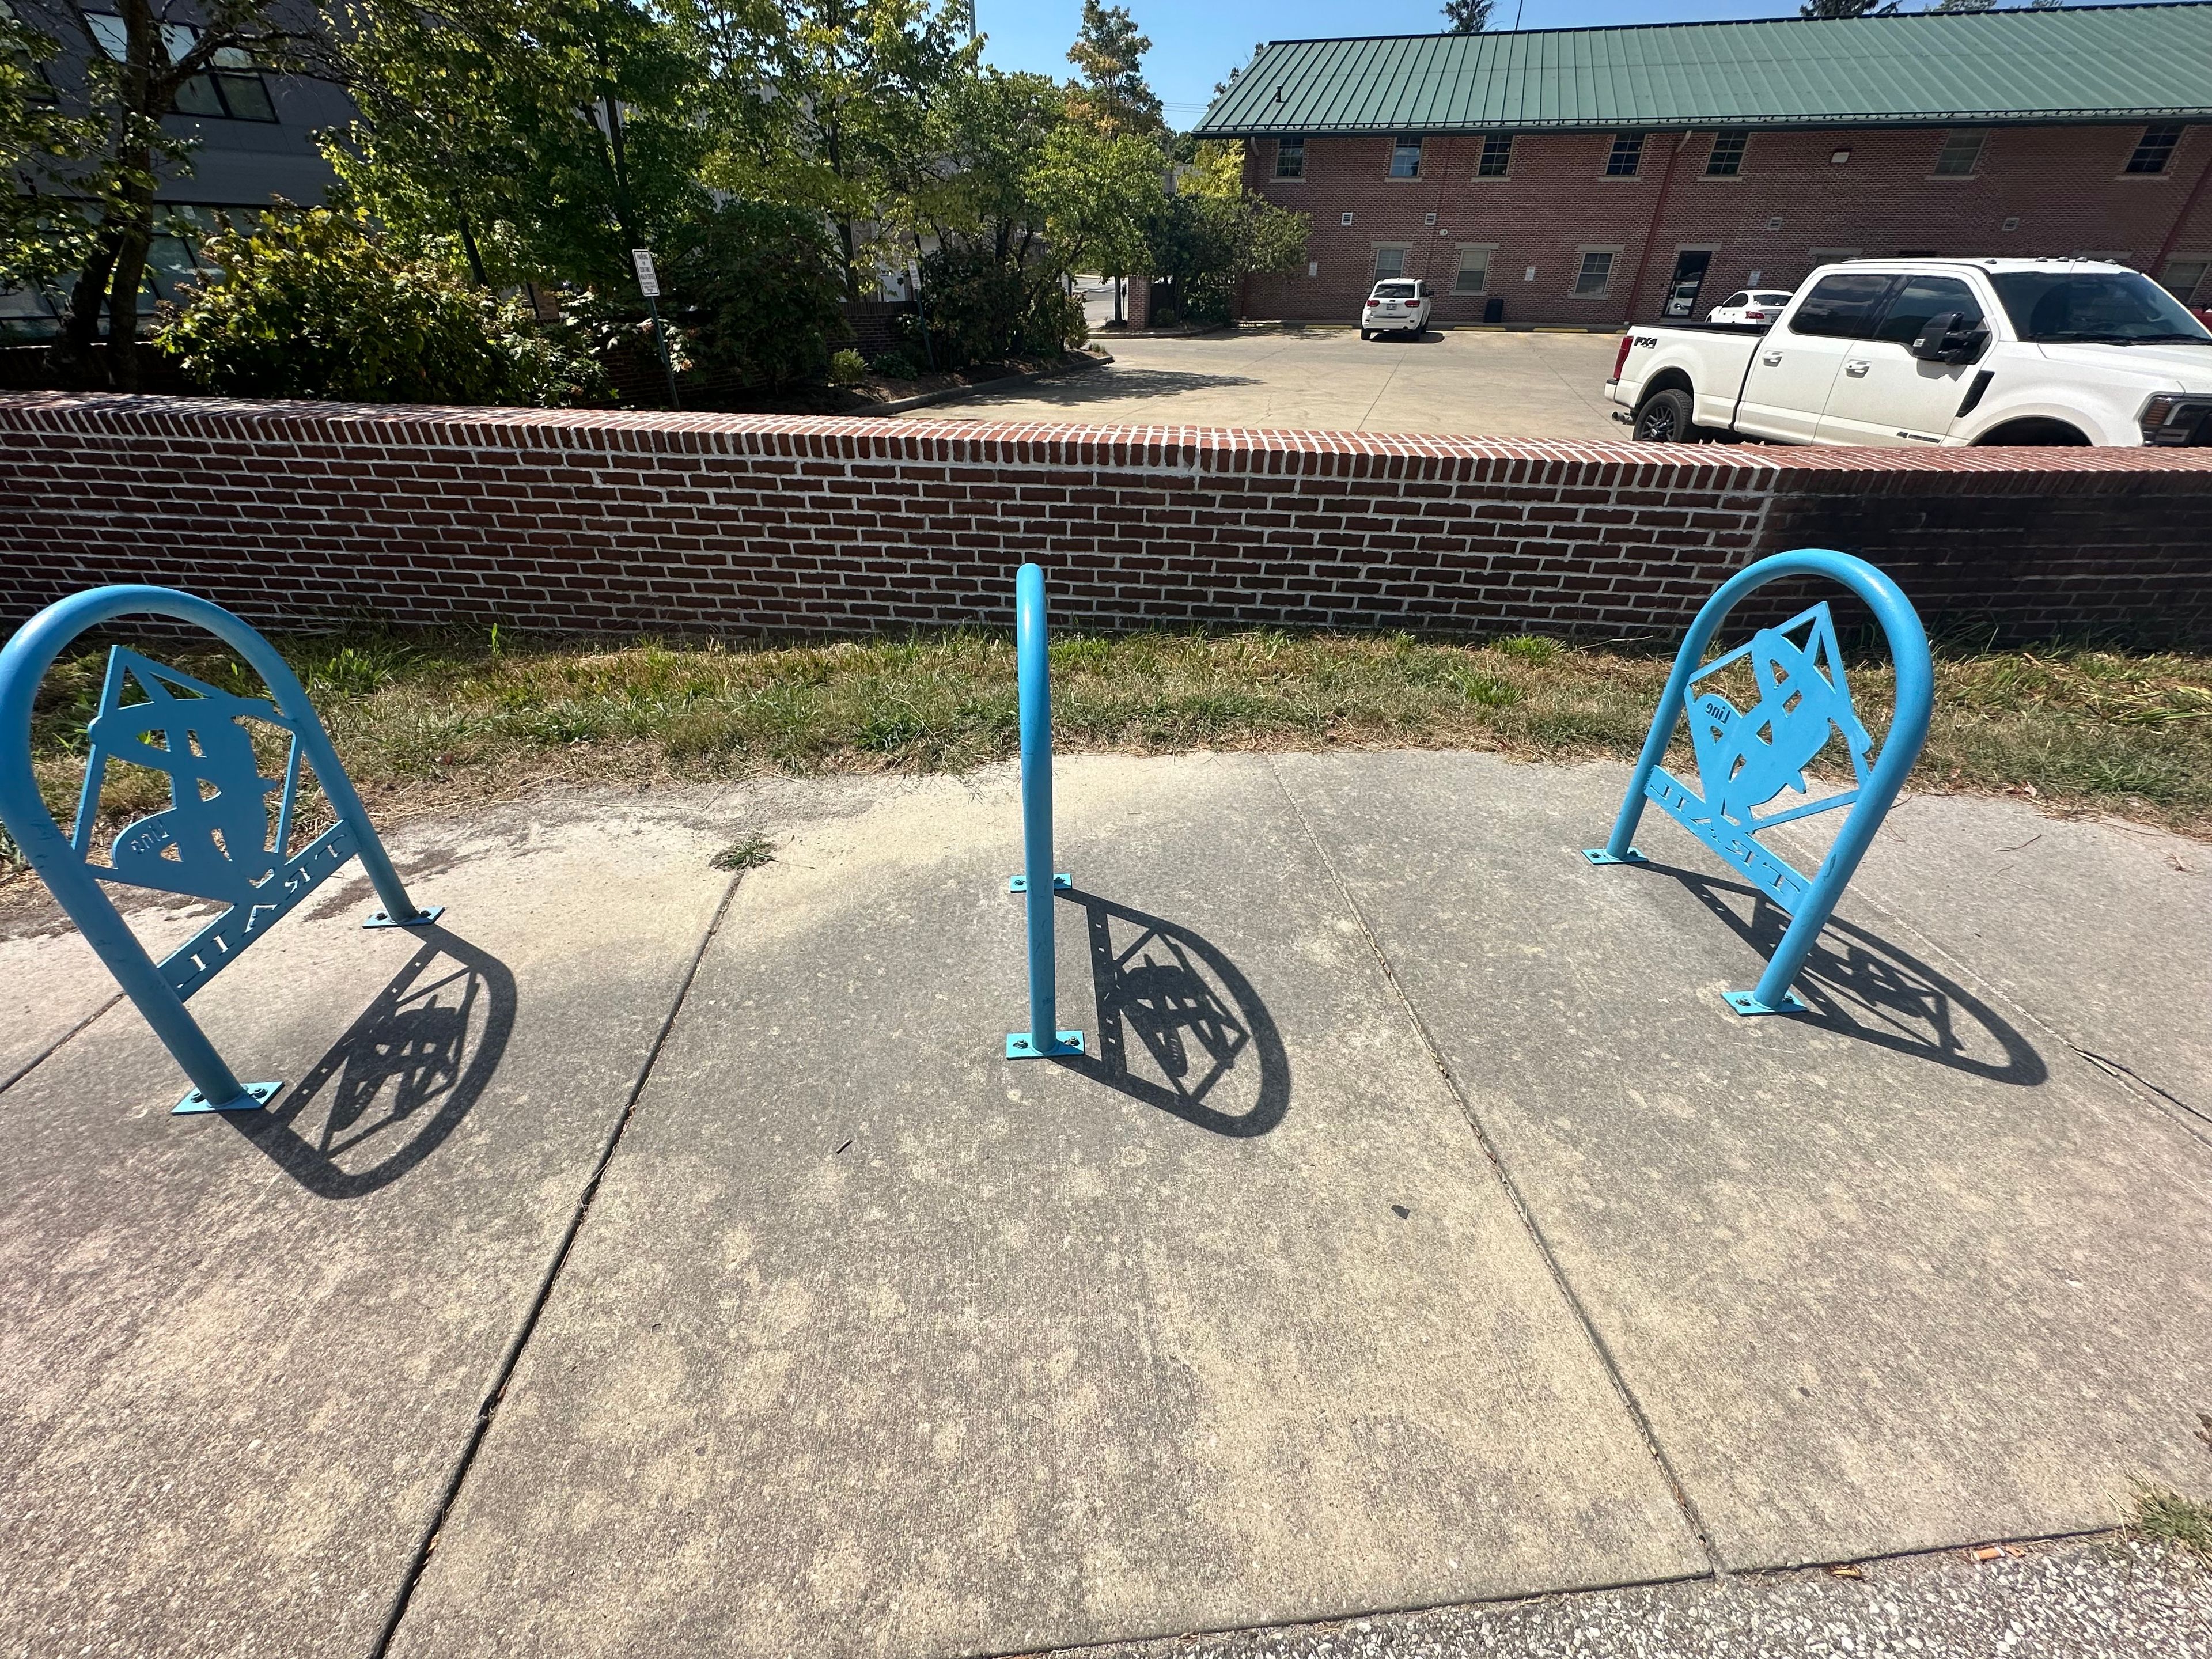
[663,197,849,389]
[325,0,709,291]
[1797,0,1895,16]
[1065,1,1163,141]
[152,206,600,403]
[687,0,976,300]
[1028,124,1161,286]
[1441,0,1493,32]
[7,0,331,389]
[1142,172,1306,326]
[1,12,101,294]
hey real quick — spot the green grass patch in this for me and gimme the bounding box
[2133,1487,2212,1562]
[9,626,2212,883]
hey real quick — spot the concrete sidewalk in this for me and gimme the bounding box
[2,755,2207,1658]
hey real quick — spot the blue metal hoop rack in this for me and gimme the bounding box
[0,586,442,1113]
[1584,548,1934,1016]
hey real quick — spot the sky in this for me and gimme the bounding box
[971,1,2138,131]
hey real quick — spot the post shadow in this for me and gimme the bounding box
[1051,887,1290,1138]
[225,927,516,1197]
[1650,861,2046,1085]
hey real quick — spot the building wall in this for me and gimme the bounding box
[1241,123,2212,328]
[4,394,2211,647]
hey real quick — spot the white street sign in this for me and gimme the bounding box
[632,248,660,298]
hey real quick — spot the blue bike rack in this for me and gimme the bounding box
[1584,548,1933,1016]
[0,586,442,1113]
[1005,563,1082,1060]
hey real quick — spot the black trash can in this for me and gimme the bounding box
[1483,296,1504,324]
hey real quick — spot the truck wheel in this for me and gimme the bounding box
[1633,389,1695,443]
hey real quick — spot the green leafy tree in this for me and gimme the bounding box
[326,0,709,290]
[662,196,849,389]
[688,0,976,299]
[1441,0,1493,31]
[8,0,329,389]
[1142,180,1306,327]
[1797,0,1895,16]
[153,206,602,404]
[1,14,103,298]
[1065,1,1163,141]
[1027,122,1160,285]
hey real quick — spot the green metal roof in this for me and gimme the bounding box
[1194,5,2212,137]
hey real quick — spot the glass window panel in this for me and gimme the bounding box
[1479,134,1512,176]
[171,74,225,117]
[1789,274,1896,339]
[1606,133,1643,177]
[1275,137,1304,179]
[86,13,128,58]
[1452,247,1489,294]
[2128,123,2184,175]
[215,72,275,120]
[1389,136,1423,179]
[1573,251,1613,297]
[2160,260,2210,303]
[1706,131,1747,177]
[1933,131,1986,176]
[1373,247,1408,279]
[1873,275,1983,344]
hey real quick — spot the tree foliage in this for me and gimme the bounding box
[9,0,331,388]
[662,196,850,388]
[153,207,601,404]
[1065,1,1164,140]
[1441,0,1494,32]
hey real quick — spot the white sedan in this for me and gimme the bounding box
[1361,279,1433,339]
[1706,289,1796,326]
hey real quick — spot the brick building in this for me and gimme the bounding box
[1190,6,2212,329]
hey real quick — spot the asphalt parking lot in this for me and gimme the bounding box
[900,324,1627,441]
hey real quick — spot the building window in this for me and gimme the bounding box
[1933,130,1986,177]
[1452,245,1492,294]
[1373,245,1411,280]
[1389,135,1423,179]
[2128,123,2185,175]
[1705,131,1747,177]
[1605,132,1645,177]
[2161,259,2210,303]
[1479,133,1512,176]
[1275,136,1305,179]
[86,14,278,122]
[1572,251,1616,297]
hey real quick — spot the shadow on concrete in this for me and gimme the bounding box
[1005,368,1259,406]
[229,927,516,1197]
[1059,888,1290,1137]
[1658,866,2047,1085]
[1363,329,1445,345]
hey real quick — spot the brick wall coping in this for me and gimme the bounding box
[6,391,2210,483]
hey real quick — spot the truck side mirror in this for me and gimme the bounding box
[1910,312,1989,364]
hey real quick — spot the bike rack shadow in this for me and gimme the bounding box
[1054,887,1290,1138]
[225,927,516,1197]
[1652,861,2046,1086]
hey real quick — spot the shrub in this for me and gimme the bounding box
[915,240,1085,368]
[664,199,848,390]
[828,347,866,386]
[869,348,921,381]
[154,207,600,406]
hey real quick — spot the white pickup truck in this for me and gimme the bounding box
[1605,258,2212,448]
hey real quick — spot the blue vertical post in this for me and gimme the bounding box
[1005,563,1082,1059]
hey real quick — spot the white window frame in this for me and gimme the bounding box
[1450,243,1496,296]
[1275,136,1306,181]
[1371,243,1413,281]
[1932,130,1987,179]
[1388,135,1424,180]
[1570,246,1623,298]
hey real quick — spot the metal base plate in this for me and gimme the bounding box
[1722,989,1810,1017]
[365,904,445,929]
[1006,1029,1085,1059]
[174,1080,282,1115]
[1007,874,1072,893]
[1580,847,1648,866]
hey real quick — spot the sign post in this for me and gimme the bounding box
[632,247,680,411]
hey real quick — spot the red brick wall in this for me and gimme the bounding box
[3,393,2210,647]
[1240,123,2212,328]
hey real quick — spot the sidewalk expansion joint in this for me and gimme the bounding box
[0,989,125,1098]
[367,865,751,1659]
[1266,757,1726,1580]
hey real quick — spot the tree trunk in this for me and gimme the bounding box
[54,233,124,385]
[104,211,154,392]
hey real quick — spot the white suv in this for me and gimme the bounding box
[1361,279,1433,340]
